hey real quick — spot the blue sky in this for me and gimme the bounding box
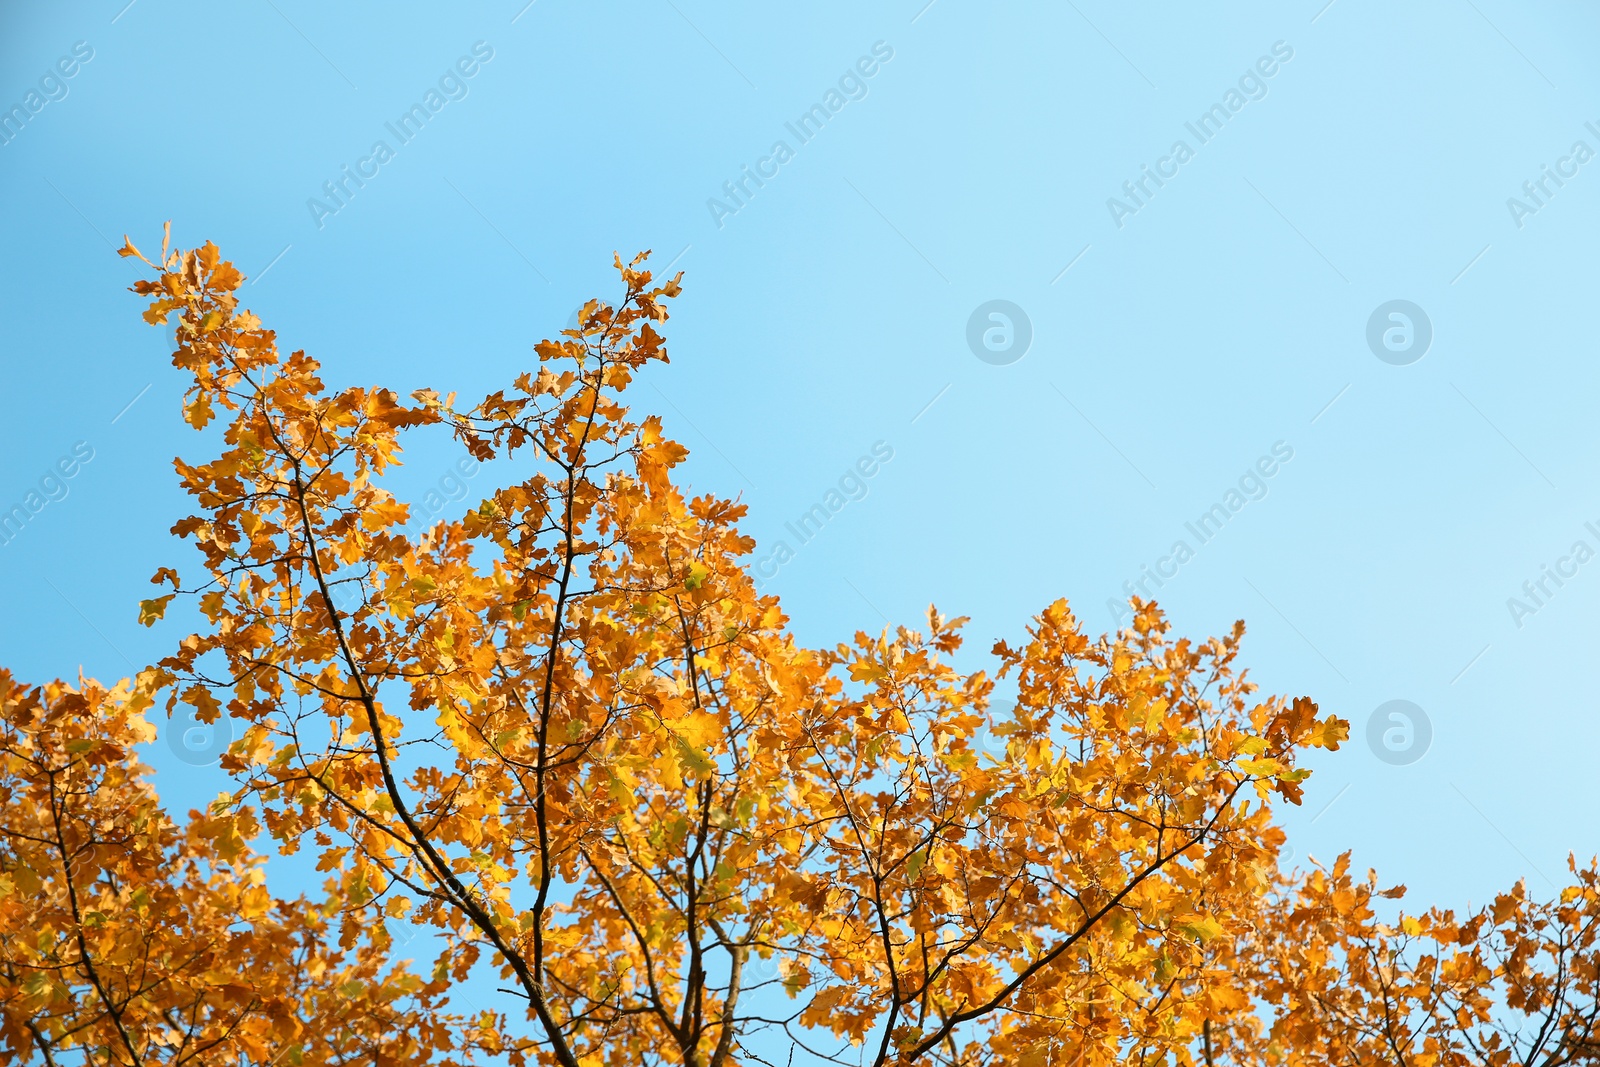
[2,0,1597,953]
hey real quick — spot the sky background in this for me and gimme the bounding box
[2,0,1598,1008]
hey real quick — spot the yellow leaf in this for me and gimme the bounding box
[1237,757,1283,776]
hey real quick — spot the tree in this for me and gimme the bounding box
[0,229,1593,1065]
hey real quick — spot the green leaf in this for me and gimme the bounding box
[1178,915,1226,944]
[783,966,810,997]
[675,736,715,778]
[905,849,927,881]
[138,594,176,626]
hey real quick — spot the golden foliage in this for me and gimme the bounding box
[0,231,1593,1066]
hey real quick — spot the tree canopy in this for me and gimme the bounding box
[1,231,1595,1066]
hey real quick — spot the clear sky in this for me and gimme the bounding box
[2,0,1597,971]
